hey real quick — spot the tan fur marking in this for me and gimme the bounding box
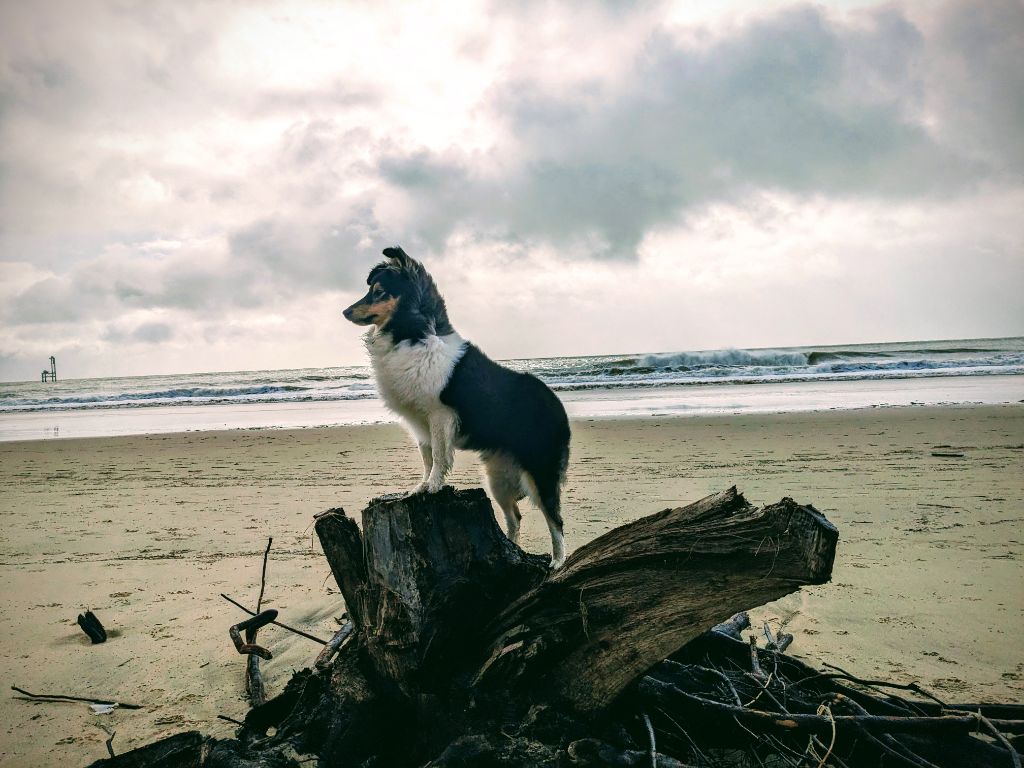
[348,302,372,321]
[349,296,398,324]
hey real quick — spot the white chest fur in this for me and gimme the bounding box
[364,330,466,433]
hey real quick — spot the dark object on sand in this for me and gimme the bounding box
[11,685,141,710]
[87,487,1023,768]
[88,731,203,768]
[228,611,278,661]
[78,610,107,644]
[219,593,328,645]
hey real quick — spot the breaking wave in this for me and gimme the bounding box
[2,338,1021,414]
[639,349,809,368]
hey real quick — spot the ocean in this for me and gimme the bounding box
[2,337,1022,441]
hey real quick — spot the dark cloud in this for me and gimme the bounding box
[925,0,1024,169]
[6,271,117,324]
[226,208,383,292]
[102,321,174,344]
[2,238,268,330]
[375,2,1011,257]
[133,322,172,343]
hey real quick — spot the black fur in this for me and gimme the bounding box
[441,344,571,528]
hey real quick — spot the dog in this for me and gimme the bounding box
[343,247,571,567]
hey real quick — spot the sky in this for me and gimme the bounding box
[1,0,1022,380]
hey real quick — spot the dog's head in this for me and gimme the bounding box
[343,247,452,339]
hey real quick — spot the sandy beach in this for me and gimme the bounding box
[1,404,1022,765]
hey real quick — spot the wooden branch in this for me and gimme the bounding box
[641,712,656,768]
[711,611,750,641]
[774,633,794,652]
[245,654,266,707]
[639,676,1020,738]
[104,729,116,759]
[975,713,1021,768]
[314,508,368,628]
[314,622,354,670]
[566,738,686,767]
[93,723,117,759]
[473,487,839,713]
[750,636,766,679]
[219,594,327,645]
[243,538,273,708]
[255,537,272,613]
[11,685,141,710]
[228,611,277,659]
[84,731,204,768]
[835,693,943,768]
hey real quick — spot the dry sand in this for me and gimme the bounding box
[1,404,1022,765]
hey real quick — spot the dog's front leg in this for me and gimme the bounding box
[424,410,457,493]
[418,442,433,480]
[410,442,432,494]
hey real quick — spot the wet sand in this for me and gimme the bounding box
[0,405,1022,765]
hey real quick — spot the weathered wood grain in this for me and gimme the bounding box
[473,487,839,712]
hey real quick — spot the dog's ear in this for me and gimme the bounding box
[383,246,420,275]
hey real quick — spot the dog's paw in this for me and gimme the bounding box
[406,482,429,496]
[425,478,445,494]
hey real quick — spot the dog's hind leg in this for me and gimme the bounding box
[524,469,566,569]
[483,453,525,544]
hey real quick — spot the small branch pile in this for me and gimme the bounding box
[626,614,1024,767]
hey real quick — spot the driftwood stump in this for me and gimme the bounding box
[315,487,549,695]
[92,486,847,767]
[315,486,837,716]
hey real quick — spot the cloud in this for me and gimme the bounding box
[0,0,1020,379]
[919,0,1024,170]
[374,1,1016,257]
[102,321,174,345]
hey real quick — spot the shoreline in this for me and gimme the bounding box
[0,399,1018,448]
[0,404,1021,764]
[1,372,1021,443]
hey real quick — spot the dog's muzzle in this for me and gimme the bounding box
[343,304,374,325]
